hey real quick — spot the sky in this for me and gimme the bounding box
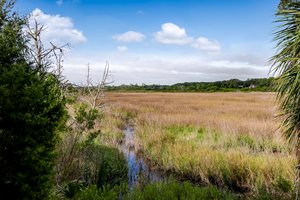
[15,0,280,85]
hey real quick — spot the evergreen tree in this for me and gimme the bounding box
[0,1,65,199]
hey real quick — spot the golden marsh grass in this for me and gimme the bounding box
[105,92,296,195]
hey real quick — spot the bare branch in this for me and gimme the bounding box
[75,61,112,110]
[25,19,70,82]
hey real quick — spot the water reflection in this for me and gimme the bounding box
[120,126,165,189]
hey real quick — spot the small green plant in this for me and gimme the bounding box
[57,180,84,199]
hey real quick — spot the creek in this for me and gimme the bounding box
[120,125,166,189]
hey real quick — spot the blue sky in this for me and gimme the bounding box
[16,0,279,85]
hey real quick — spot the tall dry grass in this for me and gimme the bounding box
[107,92,277,137]
[106,92,296,196]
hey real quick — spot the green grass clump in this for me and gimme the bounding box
[163,125,290,153]
[82,143,128,187]
[126,181,236,200]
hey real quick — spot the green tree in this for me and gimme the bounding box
[0,0,65,199]
[271,0,300,199]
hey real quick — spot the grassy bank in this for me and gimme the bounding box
[106,92,296,198]
[64,181,237,200]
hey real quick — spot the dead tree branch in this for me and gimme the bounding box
[26,20,69,80]
[78,61,113,110]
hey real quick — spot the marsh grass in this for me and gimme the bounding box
[106,92,296,197]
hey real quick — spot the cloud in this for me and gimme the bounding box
[29,8,87,46]
[227,54,267,66]
[56,0,63,5]
[113,31,145,42]
[117,46,128,52]
[154,23,221,52]
[154,23,192,45]
[191,37,220,52]
[62,51,269,85]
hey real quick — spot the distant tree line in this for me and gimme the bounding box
[107,77,275,92]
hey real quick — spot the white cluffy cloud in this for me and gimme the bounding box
[113,31,145,42]
[154,23,192,45]
[154,23,220,52]
[29,8,87,46]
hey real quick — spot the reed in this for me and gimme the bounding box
[106,92,295,197]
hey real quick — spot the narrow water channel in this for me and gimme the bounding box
[120,125,166,189]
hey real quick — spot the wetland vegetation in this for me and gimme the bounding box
[2,0,300,199]
[101,92,295,199]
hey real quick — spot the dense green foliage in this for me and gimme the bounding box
[107,77,274,92]
[0,1,65,199]
[271,0,300,198]
[65,181,236,200]
[272,0,300,144]
[126,181,236,200]
[57,180,291,200]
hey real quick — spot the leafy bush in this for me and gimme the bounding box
[75,104,100,131]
